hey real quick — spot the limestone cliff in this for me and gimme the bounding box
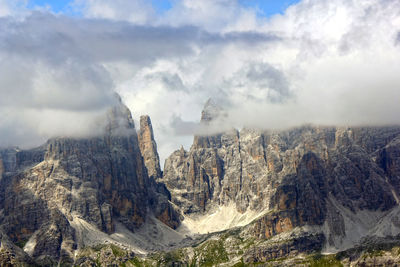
[1,98,400,266]
[138,115,181,229]
[162,100,400,256]
[0,100,180,265]
[138,115,162,180]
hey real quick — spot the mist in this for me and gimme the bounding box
[1,0,400,165]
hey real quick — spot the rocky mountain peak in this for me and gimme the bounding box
[138,115,161,180]
[163,99,400,250]
[0,102,180,265]
[192,98,231,149]
[2,96,400,266]
[105,97,136,136]
[200,98,222,123]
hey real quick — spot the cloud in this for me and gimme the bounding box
[0,12,198,64]
[0,0,12,17]
[0,0,27,17]
[170,113,232,137]
[72,0,155,24]
[135,0,400,164]
[227,62,292,103]
[0,10,276,151]
[160,0,261,32]
[119,0,400,165]
[0,56,116,147]
[2,0,400,167]
[74,0,261,32]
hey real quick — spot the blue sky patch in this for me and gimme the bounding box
[27,0,72,12]
[239,0,300,16]
[26,0,300,17]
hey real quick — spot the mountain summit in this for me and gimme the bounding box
[0,99,180,265]
[1,99,400,266]
[200,98,223,123]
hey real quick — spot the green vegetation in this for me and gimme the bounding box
[231,258,246,267]
[110,244,126,257]
[156,249,187,266]
[242,238,256,250]
[192,239,229,266]
[306,254,343,267]
[92,244,107,252]
[362,249,384,259]
[128,257,143,267]
[72,232,400,266]
[122,256,157,267]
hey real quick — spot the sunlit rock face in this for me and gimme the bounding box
[1,97,400,265]
[138,114,181,229]
[138,115,162,180]
[163,99,400,249]
[0,99,180,265]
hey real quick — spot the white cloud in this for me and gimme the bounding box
[2,0,400,166]
[73,0,262,32]
[72,0,155,24]
[114,0,400,164]
[160,0,260,32]
[0,11,271,153]
[0,0,27,17]
[0,0,12,16]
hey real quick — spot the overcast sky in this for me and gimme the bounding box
[1,0,400,165]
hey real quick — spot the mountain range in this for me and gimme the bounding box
[1,97,400,266]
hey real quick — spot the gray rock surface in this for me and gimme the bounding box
[0,98,180,265]
[138,115,181,229]
[1,97,400,266]
[163,100,400,250]
[138,115,162,180]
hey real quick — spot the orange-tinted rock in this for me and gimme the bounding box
[138,115,161,180]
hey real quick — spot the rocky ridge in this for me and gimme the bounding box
[161,99,400,261]
[1,98,400,266]
[0,98,180,265]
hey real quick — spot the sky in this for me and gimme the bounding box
[1,0,400,165]
[25,0,301,16]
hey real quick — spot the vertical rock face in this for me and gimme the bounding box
[1,96,400,265]
[138,115,162,180]
[0,149,17,173]
[0,99,180,264]
[163,99,400,245]
[377,135,400,198]
[138,115,181,229]
[0,159,3,179]
[163,99,242,214]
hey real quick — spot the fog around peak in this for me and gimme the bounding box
[1,0,400,165]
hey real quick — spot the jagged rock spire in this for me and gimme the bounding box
[193,98,228,148]
[200,98,222,123]
[105,95,136,136]
[138,115,162,180]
